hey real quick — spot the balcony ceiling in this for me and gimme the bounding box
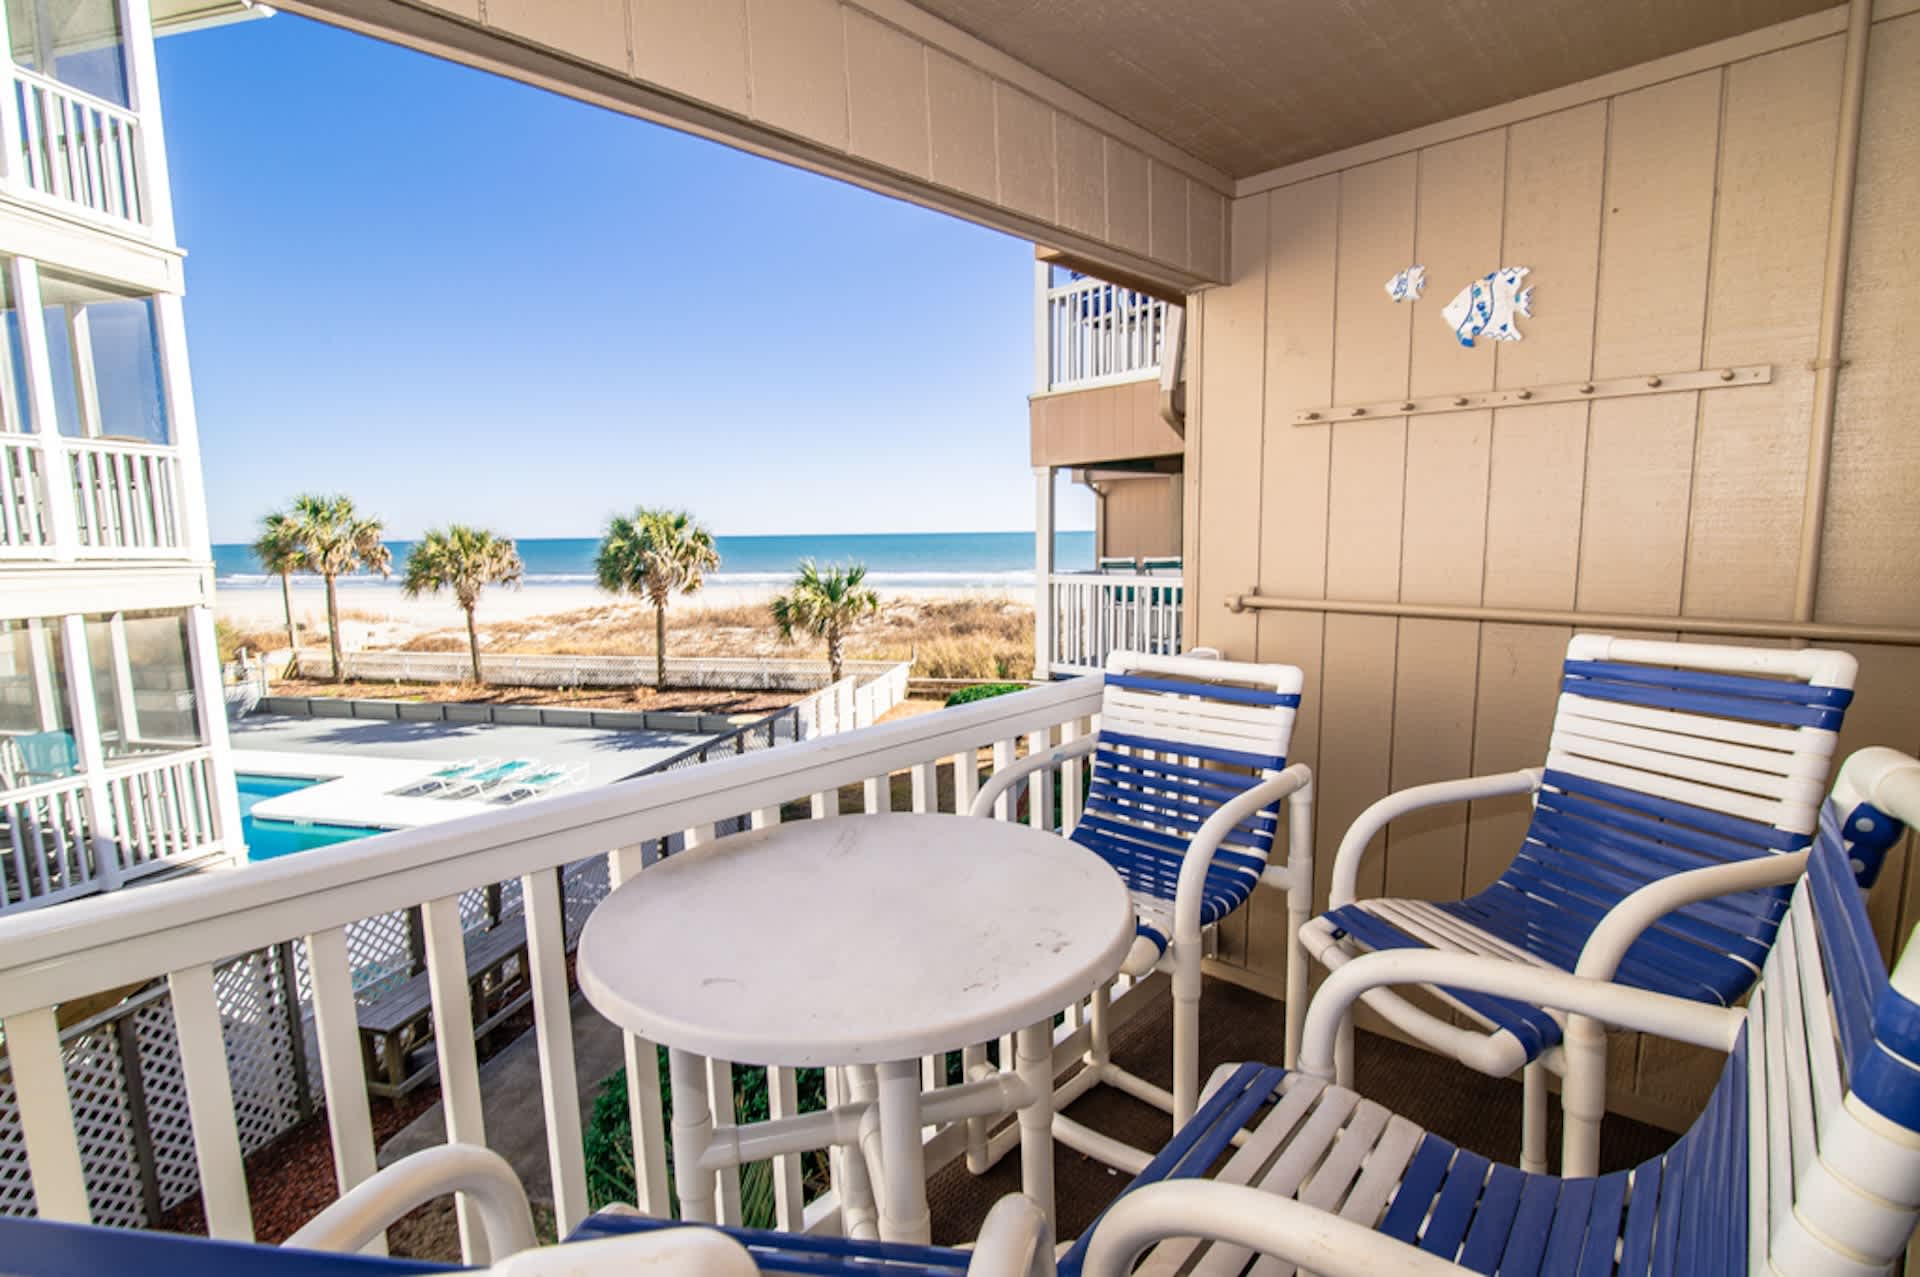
[907,0,1836,178]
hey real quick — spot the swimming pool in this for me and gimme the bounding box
[237,773,389,862]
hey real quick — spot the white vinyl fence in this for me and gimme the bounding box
[294,649,902,692]
[0,661,911,1228]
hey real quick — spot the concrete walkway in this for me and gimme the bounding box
[377,995,626,1206]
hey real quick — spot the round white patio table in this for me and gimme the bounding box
[576,812,1135,1245]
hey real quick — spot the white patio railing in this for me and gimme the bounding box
[1044,275,1168,392]
[0,747,223,917]
[9,66,145,227]
[0,435,48,555]
[1047,572,1184,675]
[0,772,98,912]
[100,748,221,883]
[0,680,1135,1257]
[67,437,183,555]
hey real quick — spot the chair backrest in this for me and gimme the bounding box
[1748,747,1920,1273]
[1073,652,1303,908]
[1097,556,1138,572]
[15,730,77,779]
[1519,634,1865,1000]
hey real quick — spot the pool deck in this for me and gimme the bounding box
[231,713,717,833]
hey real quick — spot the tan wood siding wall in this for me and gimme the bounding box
[1188,11,1920,1126]
[1094,475,1181,561]
[1030,377,1181,468]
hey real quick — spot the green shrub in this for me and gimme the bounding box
[944,682,1027,707]
[583,1054,830,1223]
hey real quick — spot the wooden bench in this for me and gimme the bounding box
[356,914,531,1098]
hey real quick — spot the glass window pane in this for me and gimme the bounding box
[36,273,170,443]
[0,263,28,434]
[88,611,198,759]
[0,619,75,789]
[6,0,130,106]
[83,298,166,442]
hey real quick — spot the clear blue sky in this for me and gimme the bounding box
[157,12,1092,543]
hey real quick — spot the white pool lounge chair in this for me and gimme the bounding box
[489,763,588,804]
[438,759,535,800]
[394,758,498,796]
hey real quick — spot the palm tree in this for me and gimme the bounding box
[288,493,392,681]
[769,561,880,684]
[401,526,523,685]
[594,508,721,688]
[250,510,306,657]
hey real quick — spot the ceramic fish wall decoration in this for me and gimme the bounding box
[1441,267,1533,347]
[1384,265,1426,302]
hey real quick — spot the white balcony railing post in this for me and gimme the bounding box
[10,261,76,560]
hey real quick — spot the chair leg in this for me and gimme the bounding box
[1285,899,1308,1071]
[1334,1011,1355,1090]
[1521,1061,1548,1174]
[1172,953,1201,1127]
[1089,980,1112,1070]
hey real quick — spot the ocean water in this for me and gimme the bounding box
[213,530,1095,591]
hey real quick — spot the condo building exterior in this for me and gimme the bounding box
[0,0,247,915]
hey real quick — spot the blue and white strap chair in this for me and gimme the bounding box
[971,651,1312,1160]
[1075,747,1920,1277]
[1300,634,1870,1176]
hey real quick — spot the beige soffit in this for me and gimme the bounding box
[152,0,268,36]
[906,0,1839,178]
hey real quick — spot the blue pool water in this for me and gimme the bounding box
[237,773,388,862]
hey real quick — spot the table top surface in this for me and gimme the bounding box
[576,813,1134,1066]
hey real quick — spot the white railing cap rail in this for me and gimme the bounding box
[67,434,175,455]
[0,676,1106,1017]
[9,64,142,122]
[1051,571,1185,584]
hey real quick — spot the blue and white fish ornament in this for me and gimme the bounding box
[1384,265,1425,303]
[1441,267,1533,347]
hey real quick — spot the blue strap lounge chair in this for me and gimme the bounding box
[1300,634,1873,1175]
[1071,745,1920,1277]
[971,650,1313,1160]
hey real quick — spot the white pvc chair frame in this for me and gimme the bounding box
[1077,754,1920,1274]
[1301,633,1856,1176]
[970,652,1313,1167]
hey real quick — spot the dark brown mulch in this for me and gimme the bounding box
[157,954,579,1246]
[159,1087,438,1244]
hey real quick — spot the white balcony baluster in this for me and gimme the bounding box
[9,67,145,226]
[1044,277,1167,392]
[1047,572,1185,676]
[0,437,49,554]
[67,436,183,554]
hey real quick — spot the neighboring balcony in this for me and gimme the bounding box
[9,66,148,229]
[1045,569,1184,677]
[1041,271,1168,393]
[0,430,186,559]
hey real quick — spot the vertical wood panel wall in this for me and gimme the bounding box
[1189,11,1920,1125]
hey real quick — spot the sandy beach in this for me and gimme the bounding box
[215,579,1033,666]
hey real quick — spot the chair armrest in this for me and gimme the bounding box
[488,1230,759,1274]
[967,734,1100,819]
[968,1193,1056,1277]
[1328,768,1543,908]
[1573,851,1812,983]
[1078,1181,1470,1277]
[285,1144,536,1259]
[1175,765,1313,947]
[1294,948,1745,1080]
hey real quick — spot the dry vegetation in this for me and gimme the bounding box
[267,678,798,714]
[394,596,1035,682]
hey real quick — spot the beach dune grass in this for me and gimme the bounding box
[396,596,1034,681]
